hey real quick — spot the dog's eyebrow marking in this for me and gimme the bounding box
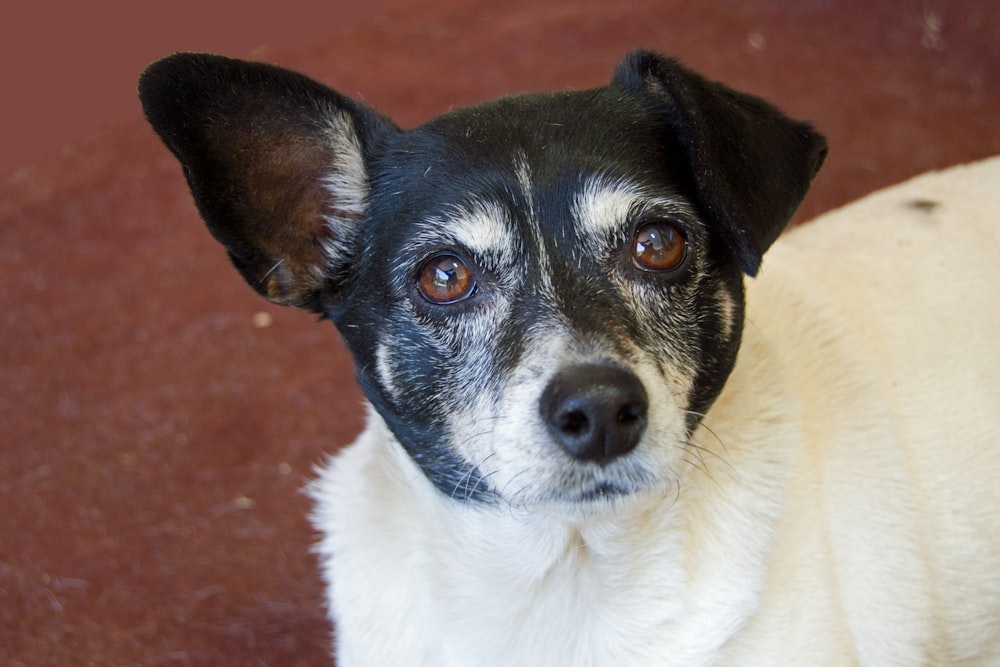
[449,201,519,271]
[408,200,520,275]
[573,177,646,239]
[572,177,696,255]
[515,155,537,223]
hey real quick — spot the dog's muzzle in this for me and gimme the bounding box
[540,364,648,464]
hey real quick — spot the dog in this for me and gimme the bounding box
[139,50,1000,666]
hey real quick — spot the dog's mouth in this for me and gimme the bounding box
[516,459,666,509]
[513,475,673,518]
[575,481,631,502]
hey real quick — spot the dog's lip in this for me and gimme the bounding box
[519,481,633,507]
[507,459,661,507]
[548,460,663,504]
[574,481,632,502]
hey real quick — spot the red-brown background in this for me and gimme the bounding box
[2,1,998,665]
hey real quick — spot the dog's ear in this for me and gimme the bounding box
[613,50,827,276]
[138,53,397,311]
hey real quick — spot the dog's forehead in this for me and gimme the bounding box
[400,87,668,180]
[370,87,680,246]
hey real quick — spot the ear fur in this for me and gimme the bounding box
[138,53,397,311]
[613,50,828,276]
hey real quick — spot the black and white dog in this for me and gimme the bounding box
[139,51,1000,666]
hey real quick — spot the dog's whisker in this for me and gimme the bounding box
[684,435,736,474]
[259,258,285,281]
[685,411,731,457]
[681,455,718,487]
[448,427,502,501]
[465,455,501,501]
[450,465,477,500]
[466,469,501,504]
[498,469,538,509]
[450,451,498,500]
[684,442,710,475]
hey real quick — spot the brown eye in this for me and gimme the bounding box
[417,254,476,304]
[633,220,686,271]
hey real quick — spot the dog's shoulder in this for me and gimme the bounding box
[752,155,1000,399]
[718,156,1000,665]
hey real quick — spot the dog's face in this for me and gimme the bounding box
[139,51,826,508]
[342,96,747,505]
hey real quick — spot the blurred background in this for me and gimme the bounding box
[1,1,380,178]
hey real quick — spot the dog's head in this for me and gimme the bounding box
[139,51,825,508]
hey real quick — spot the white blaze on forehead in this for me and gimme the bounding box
[515,156,537,221]
[513,157,557,298]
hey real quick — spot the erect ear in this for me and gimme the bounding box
[138,52,397,311]
[613,50,827,276]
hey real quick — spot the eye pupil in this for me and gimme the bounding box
[417,254,476,304]
[634,220,686,271]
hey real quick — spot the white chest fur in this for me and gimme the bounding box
[310,157,1000,666]
[312,418,774,667]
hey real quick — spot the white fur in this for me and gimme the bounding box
[320,111,370,264]
[311,157,1000,666]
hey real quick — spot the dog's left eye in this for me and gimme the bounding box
[417,254,477,304]
[633,219,687,272]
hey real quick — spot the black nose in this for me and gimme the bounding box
[540,364,648,464]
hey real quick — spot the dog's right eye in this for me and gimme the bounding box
[416,254,477,304]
